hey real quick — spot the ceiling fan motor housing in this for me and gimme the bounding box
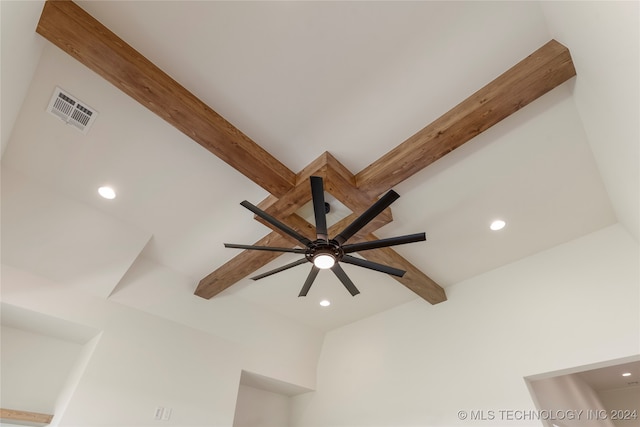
[305,240,344,267]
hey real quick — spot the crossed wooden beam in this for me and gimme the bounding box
[37,0,576,304]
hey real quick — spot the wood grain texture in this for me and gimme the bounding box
[195,231,294,299]
[257,152,393,224]
[196,215,445,303]
[355,39,576,197]
[36,0,296,197]
[198,207,392,300]
[0,408,53,424]
[253,152,395,241]
[358,233,446,303]
[37,4,571,305]
[197,151,446,302]
[197,40,575,302]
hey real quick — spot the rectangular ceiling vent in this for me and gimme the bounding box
[47,86,98,134]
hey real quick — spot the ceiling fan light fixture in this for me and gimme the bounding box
[319,299,331,307]
[313,253,335,269]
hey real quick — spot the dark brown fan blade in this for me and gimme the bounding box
[341,255,405,277]
[334,190,400,245]
[310,176,328,241]
[298,266,320,297]
[342,233,426,253]
[250,258,308,280]
[224,243,306,253]
[240,200,312,247]
[330,264,360,296]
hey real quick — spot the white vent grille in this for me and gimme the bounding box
[47,87,98,134]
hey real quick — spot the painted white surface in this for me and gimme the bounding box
[50,332,102,427]
[1,166,151,299]
[0,1,638,425]
[0,265,322,426]
[530,374,614,427]
[0,0,45,157]
[233,385,290,427]
[289,225,640,426]
[55,308,243,426]
[0,326,83,414]
[1,216,637,426]
[541,1,640,242]
[598,387,640,427]
[1,0,635,332]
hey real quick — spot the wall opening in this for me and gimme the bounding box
[232,371,312,427]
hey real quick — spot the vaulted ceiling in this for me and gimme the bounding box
[2,1,638,332]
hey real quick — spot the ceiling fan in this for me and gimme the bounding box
[35,1,576,303]
[225,176,426,296]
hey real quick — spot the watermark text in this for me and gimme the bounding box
[457,409,638,422]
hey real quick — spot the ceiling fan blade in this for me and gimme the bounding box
[250,258,308,280]
[298,266,320,297]
[341,255,406,277]
[330,264,360,296]
[240,200,312,247]
[224,243,306,254]
[342,232,426,253]
[334,190,400,245]
[310,176,328,241]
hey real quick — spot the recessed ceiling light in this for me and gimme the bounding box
[490,219,506,231]
[622,372,632,377]
[98,186,116,200]
[319,300,331,307]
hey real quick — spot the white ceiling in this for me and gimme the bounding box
[578,359,640,393]
[1,1,637,332]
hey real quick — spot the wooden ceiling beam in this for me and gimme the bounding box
[251,152,396,243]
[197,151,447,303]
[1,408,53,425]
[195,231,292,299]
[357,234,446,303]
[36,0,296,197]
[284,216,445,303]
[194,212,385,299]
[257,152,395,224]
[355,39,576,198]
[197,212,446,303]
[36,2,574,305]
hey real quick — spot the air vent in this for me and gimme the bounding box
[47,87,98,134]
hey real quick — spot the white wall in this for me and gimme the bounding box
[0,326,83,414]
[233,385,290,427]
[0,264,323,426]
[598,387,640,427]
[0,0,45,157]
[290,225,640,426]
[56,306,244,426]
[529,374,614,427]
[541,1,640,242]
